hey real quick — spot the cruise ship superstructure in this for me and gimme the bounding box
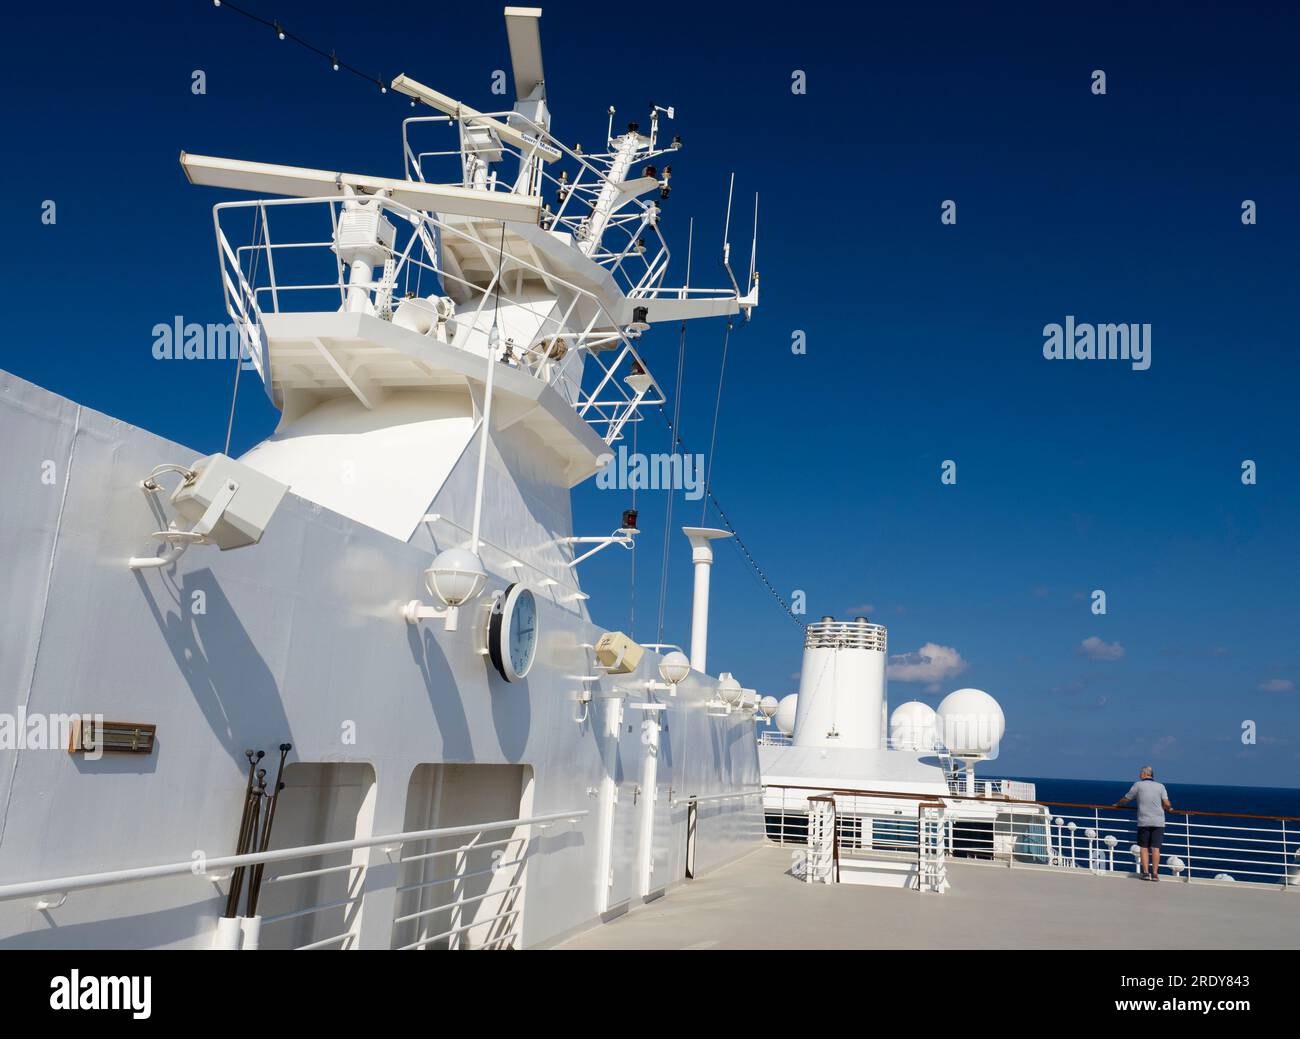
[0,7,763,950]
[2,7,1294,953]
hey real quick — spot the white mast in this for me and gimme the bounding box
[578,125,645,255]
[682,527,732,672]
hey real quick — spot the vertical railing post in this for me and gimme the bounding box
[1093,808,1101,872]
[448,844,466,950]
[1184,813,1193,883]
[1282,819,1289,889]
[259,202,280,314]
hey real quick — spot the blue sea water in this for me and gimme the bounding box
[1015,777,1300,819]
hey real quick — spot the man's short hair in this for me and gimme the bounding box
[1140,765,1154,777]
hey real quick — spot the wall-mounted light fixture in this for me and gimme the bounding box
[402,547,487,632]
[632,646,692,697]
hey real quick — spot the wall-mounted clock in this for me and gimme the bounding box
[489,583,538,682]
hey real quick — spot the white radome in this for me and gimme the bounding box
[758,695,779,719]
[774,694,798,735]
[936,687,1005,757]
[889,700,937,751]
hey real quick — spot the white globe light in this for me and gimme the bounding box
[658,650,691,686]
[889,701,937,751]
[759,695,779,719]
[424,548,486,607]
[717,673,743,705]
[936,688,1005,757]
[774,694,798,735]
[1104,834,1117,848]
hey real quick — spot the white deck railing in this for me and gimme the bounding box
[0,808,587,950]
[945,777,1038,800]
[764,784,1300,888]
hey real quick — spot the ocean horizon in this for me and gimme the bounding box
[1012,776,1300,818]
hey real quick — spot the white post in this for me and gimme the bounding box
[594,696,623,913]
[470,326,502,552]
[682,527,732,674]
[636,713,660,897]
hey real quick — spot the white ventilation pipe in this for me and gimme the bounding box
[682,527,731,673]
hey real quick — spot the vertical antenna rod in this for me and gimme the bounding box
[748,193,759,287]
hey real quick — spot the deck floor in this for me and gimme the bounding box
[558,845,1300,950]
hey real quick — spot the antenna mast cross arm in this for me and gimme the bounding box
[179,152,542,224]
[390,74,560,163]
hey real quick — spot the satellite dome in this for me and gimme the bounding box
[759,695,779,719]
[717,672,743,705]
[774,694,798,735]
[936,688,1005,757]
[889,701,937,751]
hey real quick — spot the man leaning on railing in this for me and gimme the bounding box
[1114,765,1173,882]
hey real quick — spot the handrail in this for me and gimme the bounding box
[673,787,764,807]
[765,782,1300,823]
[0,809,588,903]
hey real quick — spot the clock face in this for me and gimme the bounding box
[490,584,538,682]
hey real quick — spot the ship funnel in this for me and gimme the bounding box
[681,527,732,673]
[792,617,888,749]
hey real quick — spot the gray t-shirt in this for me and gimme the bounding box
[1125,780,1169,827]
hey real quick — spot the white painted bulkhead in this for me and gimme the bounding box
[0,372,761,949]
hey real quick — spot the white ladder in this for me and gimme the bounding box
[805,797,837,884]
[917,805,949,893]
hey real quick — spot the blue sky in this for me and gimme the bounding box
[2,1,1296,786]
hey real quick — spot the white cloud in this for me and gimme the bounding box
[1151,735,1179,757]
[1259,678,1295,693]
[844,603,876,616]
[1079,636,1124,661]
[887,642,967,683]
